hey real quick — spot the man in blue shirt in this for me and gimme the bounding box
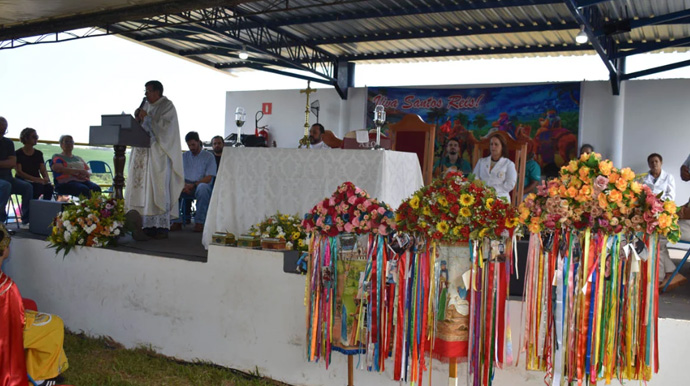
[433,138,471,178]
[171,131,217,232]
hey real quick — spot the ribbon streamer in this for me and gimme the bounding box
[521,229,660,385]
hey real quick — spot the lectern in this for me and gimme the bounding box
[89,114,150,199]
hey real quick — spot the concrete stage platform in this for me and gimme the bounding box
[12,226,208,262]
[5,236,690,386]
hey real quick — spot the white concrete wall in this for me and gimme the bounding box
[230,79,690,202]
[579,81,616,160]
[5,239,690,386]
[622,79,690,203]
[224,87,367,149]
[579,78,690,204]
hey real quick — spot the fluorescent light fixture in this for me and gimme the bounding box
[239,45,249,60]
[575,26,588,44]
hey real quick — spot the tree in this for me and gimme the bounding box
[427,107,449,126]
[473,114,488,130]
[455,112,469,128]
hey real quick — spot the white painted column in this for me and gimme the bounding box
[611,81,626,168]
[338,92,350,138]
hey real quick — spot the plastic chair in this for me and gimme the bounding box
[47,159,78,202]
[179,193,195,226]
[86,160,114,194]
[4,194,21,229]
[662,240,690,293]
[45,160,60,199]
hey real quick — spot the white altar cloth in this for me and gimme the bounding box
[202,148,423,248]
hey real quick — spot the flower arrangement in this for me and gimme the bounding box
[395,172,519,243]
[519,152,680,241]
[48,194,126,255]
[302,182,396,237]
[248,212,308,252]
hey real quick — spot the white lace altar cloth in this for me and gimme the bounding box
[202,148,423,248]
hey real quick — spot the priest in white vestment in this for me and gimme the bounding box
[125,80,184,239]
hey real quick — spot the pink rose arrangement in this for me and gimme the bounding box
[302,182,396,237]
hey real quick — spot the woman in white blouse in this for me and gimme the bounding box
[643,153,675,201]
[472,133,517,203]
[644,153,678,284]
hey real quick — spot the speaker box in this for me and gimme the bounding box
[29,200,73,236]
[509,239,529,297]
[225,134,267,147]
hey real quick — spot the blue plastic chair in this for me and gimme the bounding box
[662,240,690,293]
[87,160,114,194]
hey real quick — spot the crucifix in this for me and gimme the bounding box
[298,80,317,148]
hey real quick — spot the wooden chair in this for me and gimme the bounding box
[341,130,391,149]
[389,114,436,185]
[471,131,529,206]
[322,130,343,149]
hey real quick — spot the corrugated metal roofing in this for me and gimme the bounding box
[1,0,690,88]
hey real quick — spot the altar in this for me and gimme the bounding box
[202,148,424,248]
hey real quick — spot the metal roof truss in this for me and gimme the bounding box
[1,0,690,97]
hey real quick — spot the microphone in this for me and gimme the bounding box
[135,97,147,122]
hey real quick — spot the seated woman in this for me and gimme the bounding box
[643,153,679,285]
[15,128,54,200]
[472,132,517,203]
[0,224,69,386]
[51,135,101,198]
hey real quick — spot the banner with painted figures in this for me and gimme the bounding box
[367,83,581,176]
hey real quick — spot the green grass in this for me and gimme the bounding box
[61,331,290,386]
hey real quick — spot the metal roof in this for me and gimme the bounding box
[2,0,690,97]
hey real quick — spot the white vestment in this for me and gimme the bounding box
[309,141,330,149]
[472,156,517,202]
[125,96,184,229]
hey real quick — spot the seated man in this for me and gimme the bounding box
[671,154,690,287]
[0,117,33,229]
[433,138,471,178]
[0,224,69,386]
[211,135,224,170]
[308,123,330,149]
[171,131,217,233]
